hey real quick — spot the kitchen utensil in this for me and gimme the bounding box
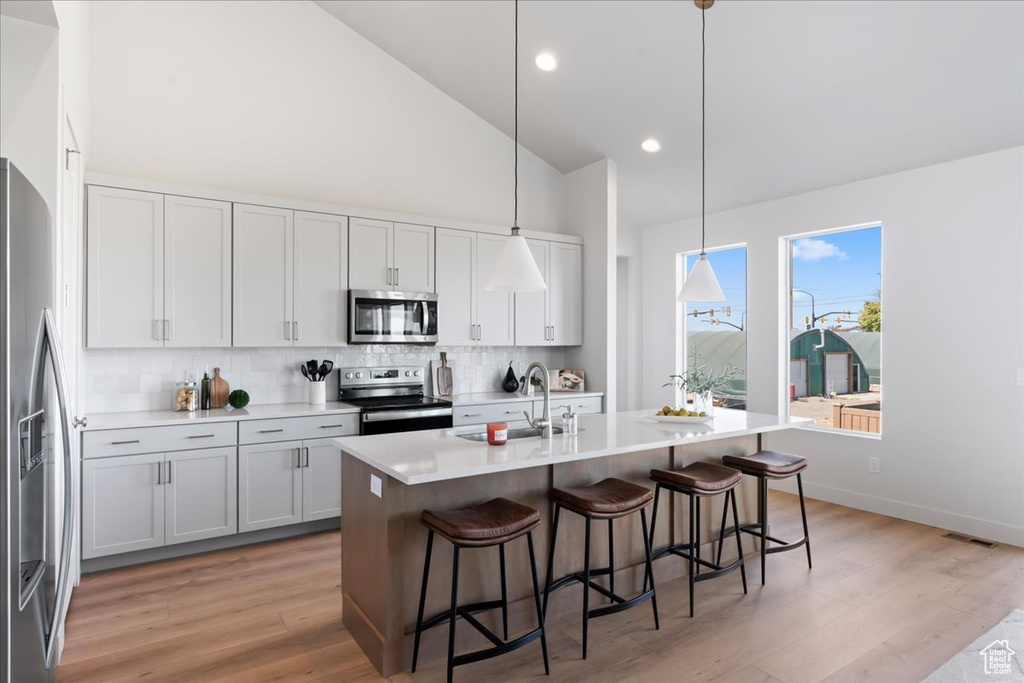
[318,360,333,379]
[436,352,453,396]
[300,365,311,381]
[210,367,230,408]
[306,359,319,381]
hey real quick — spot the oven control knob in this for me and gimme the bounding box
[345,372,354,379]
[413,370,421,377]
[405,370,412,377]
[355,372,363,379]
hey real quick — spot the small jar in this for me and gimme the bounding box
[487,422,508,445]
[174,381,199,412]
[561,408,579,435]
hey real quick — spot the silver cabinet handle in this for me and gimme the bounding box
[295,448,302,469]
[303,447,310,468]
[153,319,161,341]
[386,267,392,286]
[395,268,399,286]
[285,320,291,341]
[163,319,171,342]
[463,412,482,417]
[293,321,299,341]
[505,410,520,414]
[319,424,347,429]
[73,416,88,428]
[259,428,284,434]
[187,434,215,439]
[111,439,140,445]
[156,461,162,485]
[166,461,173,484]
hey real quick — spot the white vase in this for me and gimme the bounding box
[308,381,326,405]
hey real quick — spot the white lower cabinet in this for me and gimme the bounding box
[238,438,343,532]
[165,447,238,545]
[82,447,238,559]
[238,441,303,533]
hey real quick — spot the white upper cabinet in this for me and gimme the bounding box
[393,223,435,293]
[549,242,583,345]
[435,228,476,346]
[514,239,551,346]
[475,233,515,345]
[294,211,348,347]
[86,186,165,348]
[348,218,393,291]
[349,218,434,293]
[164,195,232,347]
[514,239,582,346]
[233,204,294,347]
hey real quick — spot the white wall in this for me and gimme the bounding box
[616,227,643,411]
[88,0,565,232]
[564,158,617,410]
[642,147,1024,545]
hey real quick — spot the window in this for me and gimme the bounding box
[786,224,881,433]
[680,245,747,408]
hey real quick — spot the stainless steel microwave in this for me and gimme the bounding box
[348,290,439,344]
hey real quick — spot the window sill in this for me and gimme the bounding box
[794,423,882,440]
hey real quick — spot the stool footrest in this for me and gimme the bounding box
[452,628,545,668]
[589,589,655,618]
[420,598,505,631]
[659,543,745,582]
[547,568,654,619]
[727,523,807,554]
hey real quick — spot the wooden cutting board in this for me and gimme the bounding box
[211,368,230,409]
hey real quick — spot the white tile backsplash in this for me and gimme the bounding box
[84,345,566,413]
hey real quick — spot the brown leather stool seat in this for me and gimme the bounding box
[422,497,540,547]
[718,450,812,586]
[651,462,742,494]
[722,451,807,479]
[413,498,549,682]
[543,477,659,659]
[549,478,653,519]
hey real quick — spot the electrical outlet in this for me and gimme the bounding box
[1017,368,1024,387]
[868,457,880,474]
[370,474,382,498]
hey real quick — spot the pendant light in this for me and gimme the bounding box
[678,0,726,303]
[486,0,547,292]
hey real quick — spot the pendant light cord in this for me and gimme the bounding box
[700,4,706,256]
[513,0,519,231]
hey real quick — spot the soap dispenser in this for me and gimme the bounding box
[561,404,578,435]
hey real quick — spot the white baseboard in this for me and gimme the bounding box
[771,479,1024,548]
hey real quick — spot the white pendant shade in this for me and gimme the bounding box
[485,232,547,292]
[678,253,725,302]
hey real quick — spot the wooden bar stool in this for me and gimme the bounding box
[646,462,747,617]
[542,477,659,659]
[412,497,549,683]
[719,451,811,585]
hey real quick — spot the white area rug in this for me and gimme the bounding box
[925,608,1024,682]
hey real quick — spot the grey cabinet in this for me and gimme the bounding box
[82,453,165,559]
[82,448,238,559]
[303,439,343,522]
[165,447,238,545]
[238,441,303,533]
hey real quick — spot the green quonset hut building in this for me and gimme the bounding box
[789,329,871,397]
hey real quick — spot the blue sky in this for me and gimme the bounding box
[683,225,881,332]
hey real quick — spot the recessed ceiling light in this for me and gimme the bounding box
[641,138,661,153]
[535,52,558,72]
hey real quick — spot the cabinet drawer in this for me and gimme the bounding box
[453,401,532,427]
[238,413,359,444]
[540,395,603,416]
[83,422,237,459]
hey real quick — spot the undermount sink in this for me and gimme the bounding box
[457,426,565,442]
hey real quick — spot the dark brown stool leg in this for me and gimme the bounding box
[412,529,435,672]
[643,484,663,593]
[582,516,592,659]
[730,489,748,594]
[607,519,615,597]
[797,473,812,569]
[716,492,730,567]
[542,504,561,619]
[639,507,659,630]
[526,531,550,675]
[688,492,696,618]
[759,475,768,585]
[447,544,460,683]
[499,542,509,640]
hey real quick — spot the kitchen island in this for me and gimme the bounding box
[336,408,808,676]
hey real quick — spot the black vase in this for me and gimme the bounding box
[502,362,520,393]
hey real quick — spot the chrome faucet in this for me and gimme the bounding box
[522,361,553,438]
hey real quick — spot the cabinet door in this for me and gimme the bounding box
[82,453,165,559]
[348,218,393,290]
[165,447,237,545]
[294,211,348,346]
[514,239,551,346]
[393,223,435,293]
[302,439,342,522]
[164,195,232,347]
[476,233,515,346]
[86,186,164,348]
[435,229,476,345]
[549,243,583,346]
[238,442,303,532]
[233,204,294,347]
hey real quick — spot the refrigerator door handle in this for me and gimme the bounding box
[31,308,77,669]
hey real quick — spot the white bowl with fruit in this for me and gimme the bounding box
[647,405,713,424]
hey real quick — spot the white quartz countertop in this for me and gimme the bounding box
[335,408,810,485]
[83,401,361,431]
[447,391,604,406]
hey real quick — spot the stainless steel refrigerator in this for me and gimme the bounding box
[1,158,75,682]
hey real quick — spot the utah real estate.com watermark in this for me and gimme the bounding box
[980,639,1015,676]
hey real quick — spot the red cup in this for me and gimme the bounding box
[487,422,508,445]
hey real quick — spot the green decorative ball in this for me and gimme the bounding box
[228,389,250,409]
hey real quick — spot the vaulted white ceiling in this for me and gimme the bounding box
[315,0,1024,231]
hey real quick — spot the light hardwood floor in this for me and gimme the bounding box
[58,492,1024,682]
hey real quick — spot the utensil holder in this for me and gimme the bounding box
[308,381,326,405]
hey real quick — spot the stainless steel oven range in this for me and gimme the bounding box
[338,366,453,435]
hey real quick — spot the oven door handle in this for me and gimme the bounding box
[363,408,453,422]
